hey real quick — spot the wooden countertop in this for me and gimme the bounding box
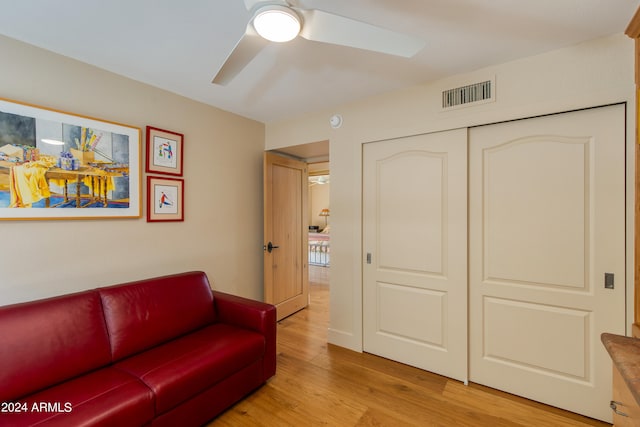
[602,332,640,406]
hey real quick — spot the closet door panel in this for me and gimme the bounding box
[469,105,626,423]
[363,128,468,382]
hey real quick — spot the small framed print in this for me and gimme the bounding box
[146,126,183,176]
[147,176,184,222]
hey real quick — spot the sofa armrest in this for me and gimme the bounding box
[212,291,276,380]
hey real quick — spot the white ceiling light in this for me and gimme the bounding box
[252,5,301,42]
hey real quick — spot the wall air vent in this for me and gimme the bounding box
[442,79,494,110]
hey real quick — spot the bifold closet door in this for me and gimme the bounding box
[468,105,626,422]
[363,128,468,382]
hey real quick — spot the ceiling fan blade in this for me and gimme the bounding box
[212,26,268,85]
[297,8,424,58]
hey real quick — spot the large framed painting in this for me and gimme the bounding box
[0,98,141,220]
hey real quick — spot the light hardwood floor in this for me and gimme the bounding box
[211,266,609,426]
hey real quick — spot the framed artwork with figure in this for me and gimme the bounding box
[147,175,184,222]
[145,126,183,176]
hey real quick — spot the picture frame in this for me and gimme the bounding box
[145,126,183,176]
[0,97,141,220]
[147,175,184,222]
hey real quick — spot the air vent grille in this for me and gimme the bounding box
[442,80,492,109]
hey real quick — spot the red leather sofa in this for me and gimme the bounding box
[0,271,276,426]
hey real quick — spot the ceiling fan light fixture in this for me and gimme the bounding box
[253,5,301,42]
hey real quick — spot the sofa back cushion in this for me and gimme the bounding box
[99,271,216,361]
[0,291,111,402]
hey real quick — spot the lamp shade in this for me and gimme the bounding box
[319,208,330,217]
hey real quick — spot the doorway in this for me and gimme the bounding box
[308,161,330,287]
[268,140,330,311]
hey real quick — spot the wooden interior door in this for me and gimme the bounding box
[362,128,468,382]
[264,152,309,321]
[468,105,626,422]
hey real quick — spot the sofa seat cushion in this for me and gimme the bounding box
[115,323,266,414]
[0,368,154,427]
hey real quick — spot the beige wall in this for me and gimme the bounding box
[265,33,637,351]
[309,181,330,229]
[0,35,265,305]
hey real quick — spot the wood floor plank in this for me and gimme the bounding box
[210,271,609,426]
[442,381,603,427]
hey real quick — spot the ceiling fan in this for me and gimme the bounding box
[309,175,330,186]
[212,0,425,85]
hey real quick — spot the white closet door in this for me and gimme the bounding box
[468,105,626,422]
[363,128,468,382]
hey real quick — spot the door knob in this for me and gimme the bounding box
[610,400,628,417]
[266,241,280,253]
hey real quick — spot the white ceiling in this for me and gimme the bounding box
[0,0,637,123]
